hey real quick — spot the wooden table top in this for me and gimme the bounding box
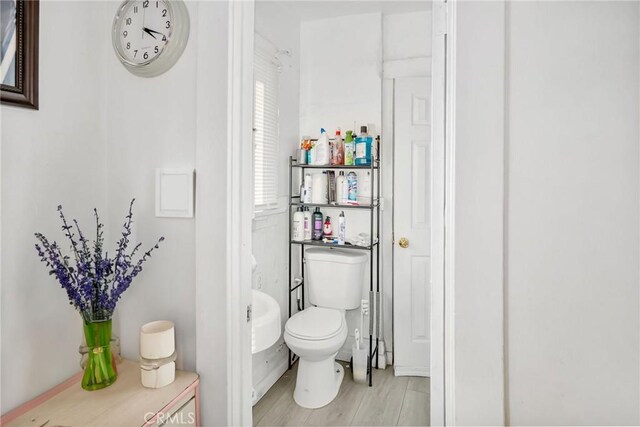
[2,359,199,427]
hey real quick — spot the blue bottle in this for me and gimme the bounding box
[355,126,373,166]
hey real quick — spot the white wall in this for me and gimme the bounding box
[1,4,232,424]
[193,1,232,424]
[506,2,639,424]
[452,2,507,424]
[300,13,382,137]
[0,1,108,413]
[452,1,640,424]
[252,0,301,401]
[383,11,431,61]
[102,1,198,372]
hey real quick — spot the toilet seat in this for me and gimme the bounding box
[285,307,345,341]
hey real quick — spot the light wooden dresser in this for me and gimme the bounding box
[0,359,199,427]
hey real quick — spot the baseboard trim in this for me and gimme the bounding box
[252,357,288,406]
[394,366,430,377]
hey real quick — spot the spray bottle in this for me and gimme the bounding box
[344,130,355,166]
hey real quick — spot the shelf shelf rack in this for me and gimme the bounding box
[287,154,381,387]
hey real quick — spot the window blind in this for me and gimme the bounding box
[253,43,279,211]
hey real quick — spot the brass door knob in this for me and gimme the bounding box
[398,237,409,248]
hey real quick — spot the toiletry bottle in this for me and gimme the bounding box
[332,128,344,165]
[358,170,372,205]
[308,140,316,165]
[341,172,349,204]
[355,126,372,166]
[293,207,305,242]
[344,130,355,166]
[338,211,346,245]
[335,171,346,204]
[316,128,330,165]
[303,207,312,240]
[374,135,380,163]
[323,216,332,237]
[312,207,323,240]
[347,171,358,204]
[303,174,313,203]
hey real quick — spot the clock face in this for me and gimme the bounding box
[114,0,174,66]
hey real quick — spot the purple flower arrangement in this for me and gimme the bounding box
[35,199,164,323]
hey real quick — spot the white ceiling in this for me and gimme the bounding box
[256,0,431,23]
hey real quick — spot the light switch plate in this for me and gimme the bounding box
[155,168,195,218]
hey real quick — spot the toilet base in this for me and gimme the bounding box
[293,359,344,409]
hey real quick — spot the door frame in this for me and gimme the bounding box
[383,74,430,378]
[221,0,457,425]
[431,1,457,424]
[226,0,255,425]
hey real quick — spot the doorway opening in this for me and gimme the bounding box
[225,0,449,425]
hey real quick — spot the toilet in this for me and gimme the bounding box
[284,248,368,409]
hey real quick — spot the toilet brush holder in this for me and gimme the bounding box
[351,343,368,384]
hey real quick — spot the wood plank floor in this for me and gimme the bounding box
[253,362,430,427]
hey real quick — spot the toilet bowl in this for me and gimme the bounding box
[285,248,367,409]
[284,306,348,408]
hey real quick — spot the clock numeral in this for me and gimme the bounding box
[162,34,167,42]
[126,17,132,25]
[133,6,138,13]
[143,52,149,60]
[165,20,171,29]
[143,0,149,8]
[154,46,159,54]
[134,49,138,57]
[156,1,159,7]
[122,30,128,38]
[162,8,167,17]
[126,42,131,50]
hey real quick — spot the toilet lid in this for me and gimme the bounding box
[285,307,344,341]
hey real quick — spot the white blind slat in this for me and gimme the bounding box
[253,42,280,210]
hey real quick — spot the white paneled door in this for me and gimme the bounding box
[393,77,431,377]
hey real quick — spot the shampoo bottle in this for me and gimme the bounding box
[303,207,312,240]
[293,207,305,242]
[338,211,346,245]
[312,207,323,240]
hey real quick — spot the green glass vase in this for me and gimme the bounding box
[82,319,118,391]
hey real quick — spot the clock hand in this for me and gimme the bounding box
[144,27,165,37]
[143,27,157,39]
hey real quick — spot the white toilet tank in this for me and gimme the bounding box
[305,248,368,310]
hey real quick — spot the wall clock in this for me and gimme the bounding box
[112,0,189,77]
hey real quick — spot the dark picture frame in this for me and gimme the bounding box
[1,0,39,110]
